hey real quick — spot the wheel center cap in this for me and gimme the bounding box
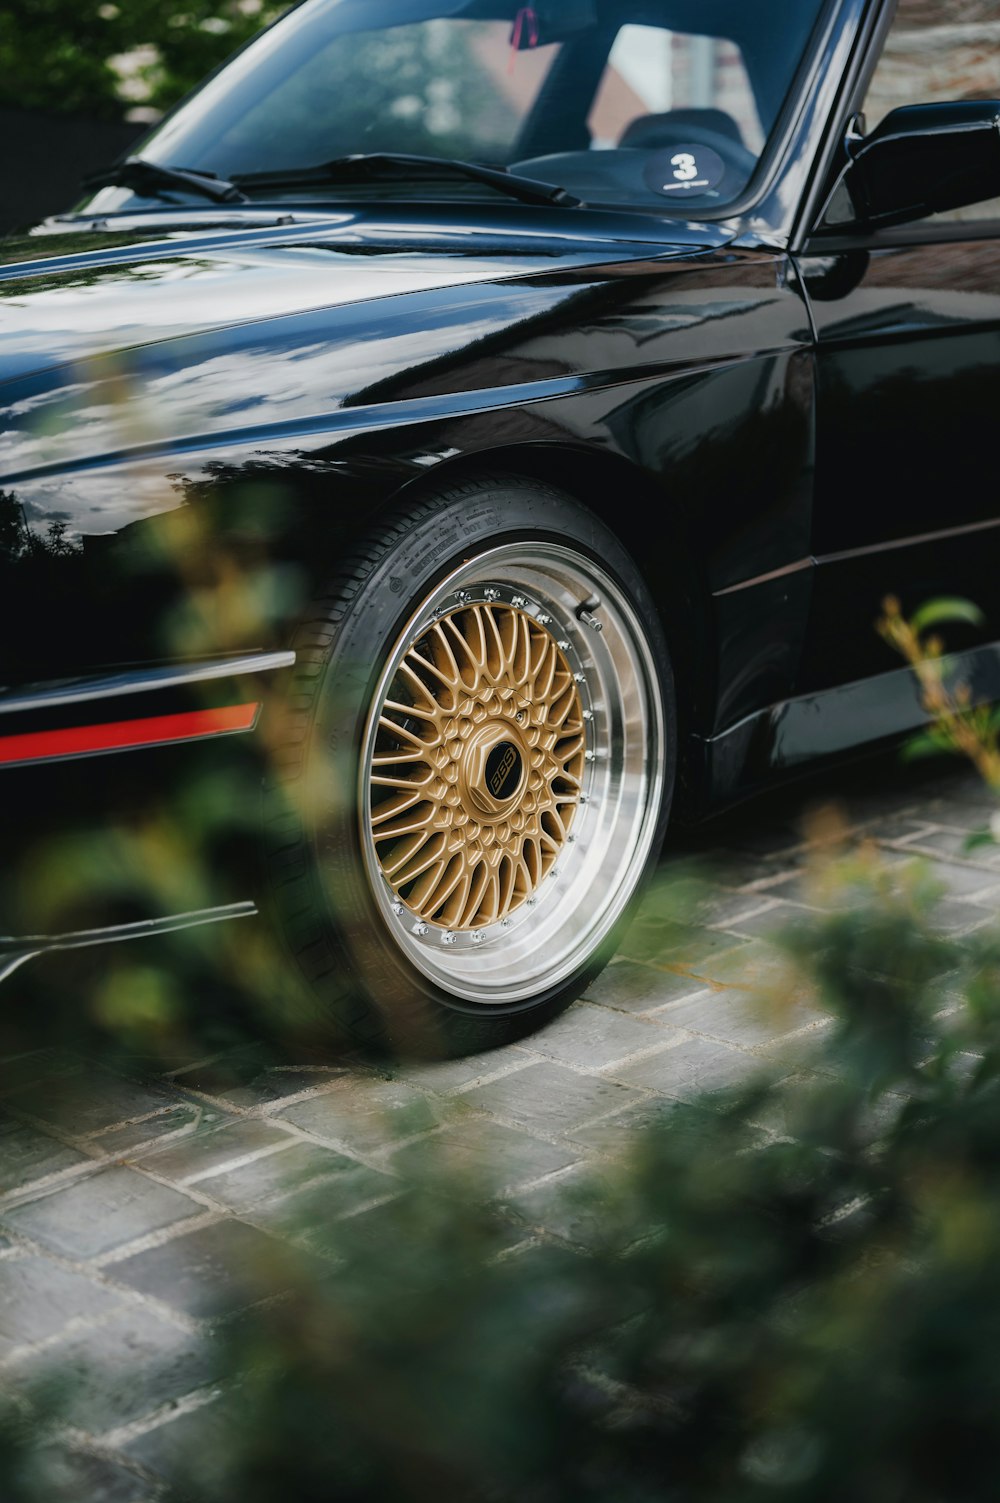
[463,724,528,818]
[485,740,523,800]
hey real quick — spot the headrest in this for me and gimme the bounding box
[618,108,744,150]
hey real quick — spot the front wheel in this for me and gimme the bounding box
[267,476,675,1055]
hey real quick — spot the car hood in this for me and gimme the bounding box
[0,212,722,387]
[0,211,732,491]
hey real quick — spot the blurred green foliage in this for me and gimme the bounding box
[881,595,1000,852]
[3,586,1000,1496]
[175,853,1000,1503]
[8,842,1000,1500]
[0,0,287,120]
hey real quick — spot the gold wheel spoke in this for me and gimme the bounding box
[371,788,426,826]
[370,594,584,932]
[383,697,440,726]
[483,605,506,681]
[532,639,558,704]
[553,752,584,791]
[373,809,434,845]
[423,857,467,919]
[396,660,447,711]
[497,855,519,918]
[393,833,448,885]
[425,626,462,688]
[482,869,501,927]
[409,860,450,916]
[444,611,484,683]
[513,856,533,905]
[511,610,533,688]
[440,870,474,929]
[556,728,586,755]
[379,830,430,875]
[377,716,438,754]
[550,676,580,729]
[373,762,435,787]
[372,748,431,768]
[370,767,432,790]
[461,862,491,927]
[403,652,457,709]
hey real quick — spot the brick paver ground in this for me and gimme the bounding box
[1,752,997,1497]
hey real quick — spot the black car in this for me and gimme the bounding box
[1,0,998,1053]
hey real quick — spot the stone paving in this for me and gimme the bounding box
[1,753,999,1498]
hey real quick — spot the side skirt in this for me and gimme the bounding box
[695,641,1000,808]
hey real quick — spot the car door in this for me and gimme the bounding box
[795,0,1000,697]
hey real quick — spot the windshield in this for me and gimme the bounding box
[86,0,828,217]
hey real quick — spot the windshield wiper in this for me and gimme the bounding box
[82,157,248,205]
[233,153,581,208]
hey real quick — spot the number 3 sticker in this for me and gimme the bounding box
[643,144,726,197]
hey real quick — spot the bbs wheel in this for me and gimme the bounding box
[268,476,675,1055]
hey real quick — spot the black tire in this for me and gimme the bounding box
[265,475,676,1056]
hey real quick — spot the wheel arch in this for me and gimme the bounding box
[254,441,717,815]
[383,442,719,806]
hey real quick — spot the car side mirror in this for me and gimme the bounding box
[823,102,1000,231]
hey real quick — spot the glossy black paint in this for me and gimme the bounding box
[0,219,812,713]
[799,234,1000,693]
[1,0,998,948]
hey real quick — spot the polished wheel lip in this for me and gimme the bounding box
[358,542,665,1006]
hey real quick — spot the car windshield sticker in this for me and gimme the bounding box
[643,146,726,197]
[509,5,540,70]
[511,7,541,50]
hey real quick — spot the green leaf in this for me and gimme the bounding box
[910,597,986,635]
[901,729,952,763]
[964,829,998,852]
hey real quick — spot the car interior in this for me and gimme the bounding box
[495,0,824,208]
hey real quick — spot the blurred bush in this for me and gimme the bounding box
[170,850,1000,1503]
[5,599,1000,1498]
[7,835,1000,1501]
[0,0,287,121]
[880,593,1000,816]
